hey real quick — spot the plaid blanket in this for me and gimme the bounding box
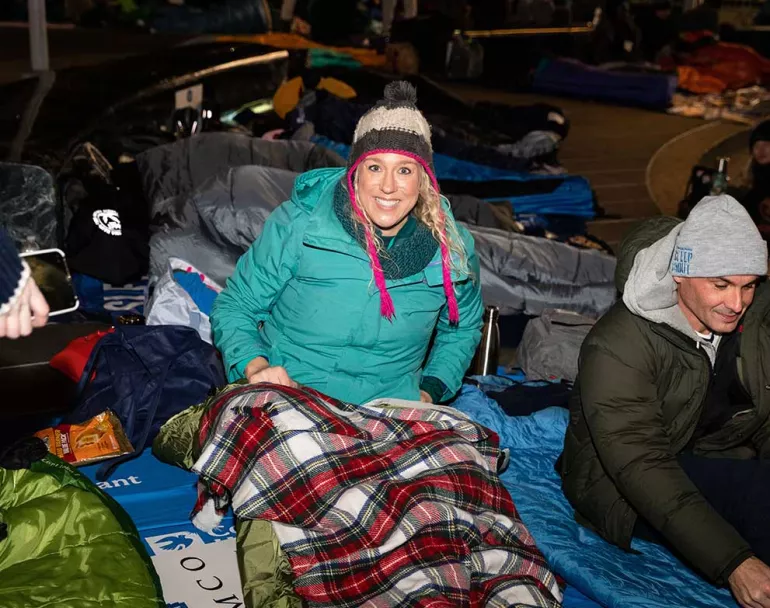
[191,383,562,608]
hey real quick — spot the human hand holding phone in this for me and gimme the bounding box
[0,276,49,339]
[19,248,79,318]
[1,248,79,340]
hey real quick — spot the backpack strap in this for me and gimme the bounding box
[73,330,111,401]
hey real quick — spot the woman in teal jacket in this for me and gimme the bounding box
[211,82,483,405]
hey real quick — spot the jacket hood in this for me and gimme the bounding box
[615,216,682,293]
[619,216,716,354]
[290,167,346,213]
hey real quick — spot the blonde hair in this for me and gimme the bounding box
[414,170,469,276]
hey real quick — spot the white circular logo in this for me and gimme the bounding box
[92,209,123,236]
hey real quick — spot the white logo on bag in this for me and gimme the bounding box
[147,531,205,553]
[93,209,123,236]
[146,526,236,555]
[96,475,141,490]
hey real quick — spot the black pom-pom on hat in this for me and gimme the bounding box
[382,81,418,106]
[349,76,433,174]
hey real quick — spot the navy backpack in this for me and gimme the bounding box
[66,324,225,479]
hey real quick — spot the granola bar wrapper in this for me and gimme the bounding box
[35,411,134,466]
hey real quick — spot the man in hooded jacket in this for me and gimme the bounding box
[559,195,770,607]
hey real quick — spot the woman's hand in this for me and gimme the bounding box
[0,278,49,339]
[419,390,433,403]
[244,356,297,388]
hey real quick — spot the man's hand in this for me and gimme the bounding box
[729,557,770,608]
[0,278,49,339]
[419,390,433,403]
[244,356,297,388]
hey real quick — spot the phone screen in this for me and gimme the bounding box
[20,250,78,316]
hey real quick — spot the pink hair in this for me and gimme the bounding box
[347,149,460,325]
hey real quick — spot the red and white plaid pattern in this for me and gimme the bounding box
[191,384,562,608]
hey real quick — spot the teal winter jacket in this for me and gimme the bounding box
[211,167,483,405]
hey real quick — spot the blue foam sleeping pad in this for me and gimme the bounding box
[81,449,236,555]
[312,136,596,218]
[450,385,737,608]
[532,59,677,111]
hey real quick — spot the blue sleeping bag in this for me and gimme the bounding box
[149,0,270,34]
[450,385,737,608]
[312,135,596,218]
[533,59,677,111]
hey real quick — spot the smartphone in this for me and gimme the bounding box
[19,248,80,317]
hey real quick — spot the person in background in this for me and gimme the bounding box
[382,0,418,36]
[0,226,49,339]
[634,0,678,63]
[211,81,483,406]
[280,0,297,24]
[741,119,770,239]
[590,0,642,65]
[560,196,770,608]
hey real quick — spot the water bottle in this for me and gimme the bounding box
[710,157,730,196]
[471,306,501,376]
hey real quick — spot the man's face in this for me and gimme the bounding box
[674,275,761,334]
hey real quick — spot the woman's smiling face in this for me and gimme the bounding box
[356,153,421,237]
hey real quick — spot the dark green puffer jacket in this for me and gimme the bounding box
[560,216,770,585]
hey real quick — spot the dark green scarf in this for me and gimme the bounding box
[333,181,438,280]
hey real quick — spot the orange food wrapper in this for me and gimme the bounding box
[35,411,134,466]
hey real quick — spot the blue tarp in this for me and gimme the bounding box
[312,136,596,218]
[450,385,737,608]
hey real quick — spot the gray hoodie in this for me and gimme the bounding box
[622,223,720,365]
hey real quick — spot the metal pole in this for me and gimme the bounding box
[28,0,50,72]
[8,70,56,162]
[463,24,594,37]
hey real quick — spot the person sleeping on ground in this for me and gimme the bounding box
[210,81,484,405]
[559,195,770,608]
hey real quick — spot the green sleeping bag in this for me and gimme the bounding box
[0,454,164,608]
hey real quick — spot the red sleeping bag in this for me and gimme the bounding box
[673,40,770,93]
